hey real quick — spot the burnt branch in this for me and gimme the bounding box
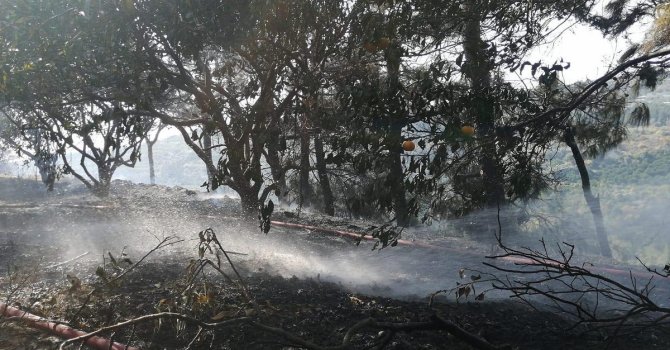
[479,213,670,333]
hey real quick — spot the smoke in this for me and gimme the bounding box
[2,174,669,315]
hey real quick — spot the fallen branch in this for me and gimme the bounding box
[46,251,89,269]
[52,309,506,350]
[481,208,670,333]
[58,312,250,350]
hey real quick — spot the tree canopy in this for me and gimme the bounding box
[1,0,668,234]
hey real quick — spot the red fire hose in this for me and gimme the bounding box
[0,302,136,350]
[270,220,666,282]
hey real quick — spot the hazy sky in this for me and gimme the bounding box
[524,20,651,84]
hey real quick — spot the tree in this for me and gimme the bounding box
[143,122,167,185]
[0,111,59,190]
[124,0,299,214]
[0,0,157,196]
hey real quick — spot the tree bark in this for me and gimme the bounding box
[299,129,313,208]
[564,126,613,258]
[147,141,156,185]
[462,2,505,209]
[385,42,409,227]
[314,133,335,215]
[265,135,287,204]
[92,165,112,197]
[239,187,260,217]
[202,131,215,188]
[143,124,164,186]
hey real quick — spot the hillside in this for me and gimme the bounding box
[542,122,670,266]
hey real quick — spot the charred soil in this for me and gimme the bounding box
[1,177,669,349]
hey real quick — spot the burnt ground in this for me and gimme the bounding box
[1,177,670,349]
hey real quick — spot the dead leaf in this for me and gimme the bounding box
[66,274,81,291]
[458,269,465,279]
[211,309,234,321]
[196,294,210,304]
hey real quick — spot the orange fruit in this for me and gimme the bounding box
[461,125,475,136]
[402,140,415,152]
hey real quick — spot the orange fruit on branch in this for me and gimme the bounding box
[402,140,415,152]
[461,125,475,136]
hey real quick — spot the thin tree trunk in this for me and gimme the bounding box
[299,130,312,207]
[564,127,613,258]
[389,132,408,226]
[385,42,409,227]
[144,124,164,186]
[266,137,287,204]
[314,134,334,216]
[202,131,214,188]
[147,141,156,185]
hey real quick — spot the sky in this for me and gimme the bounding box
[523,19,651,84]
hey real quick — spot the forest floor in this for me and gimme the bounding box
[1,176,669,349]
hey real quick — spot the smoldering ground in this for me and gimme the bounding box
[1,177,669,320]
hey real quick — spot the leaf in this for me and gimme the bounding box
[455,53,463,67]
[457,285,471,298]
[629,103,650,127]
[196,294,210,304]
[108,252,117,266]
[67,274,81,291]
[211,310,236,321]
[519,61,531,73]
[475,292,485,301]
[618,44,639,63]
[458,268,465,279]
[531,62,541,77]
[470,274,481,281]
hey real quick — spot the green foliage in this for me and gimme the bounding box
[0,0,665,224]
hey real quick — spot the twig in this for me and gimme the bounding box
[70,236,181,321]
[46,252,90,269]
[59,313,250,350]
[249,315,507,350]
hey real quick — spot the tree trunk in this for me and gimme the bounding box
[266,138,286,204]
[144,124,165,186]
[314,134,335,216]
[385,42,409,227]
[389,132,409,226]
[93,166,112,198]
[202,131,215,188]
[564,127,613,258]
[299,130,313,208]
[147,141,156,185]
[239,187,260,218]
[462,2,505,209]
